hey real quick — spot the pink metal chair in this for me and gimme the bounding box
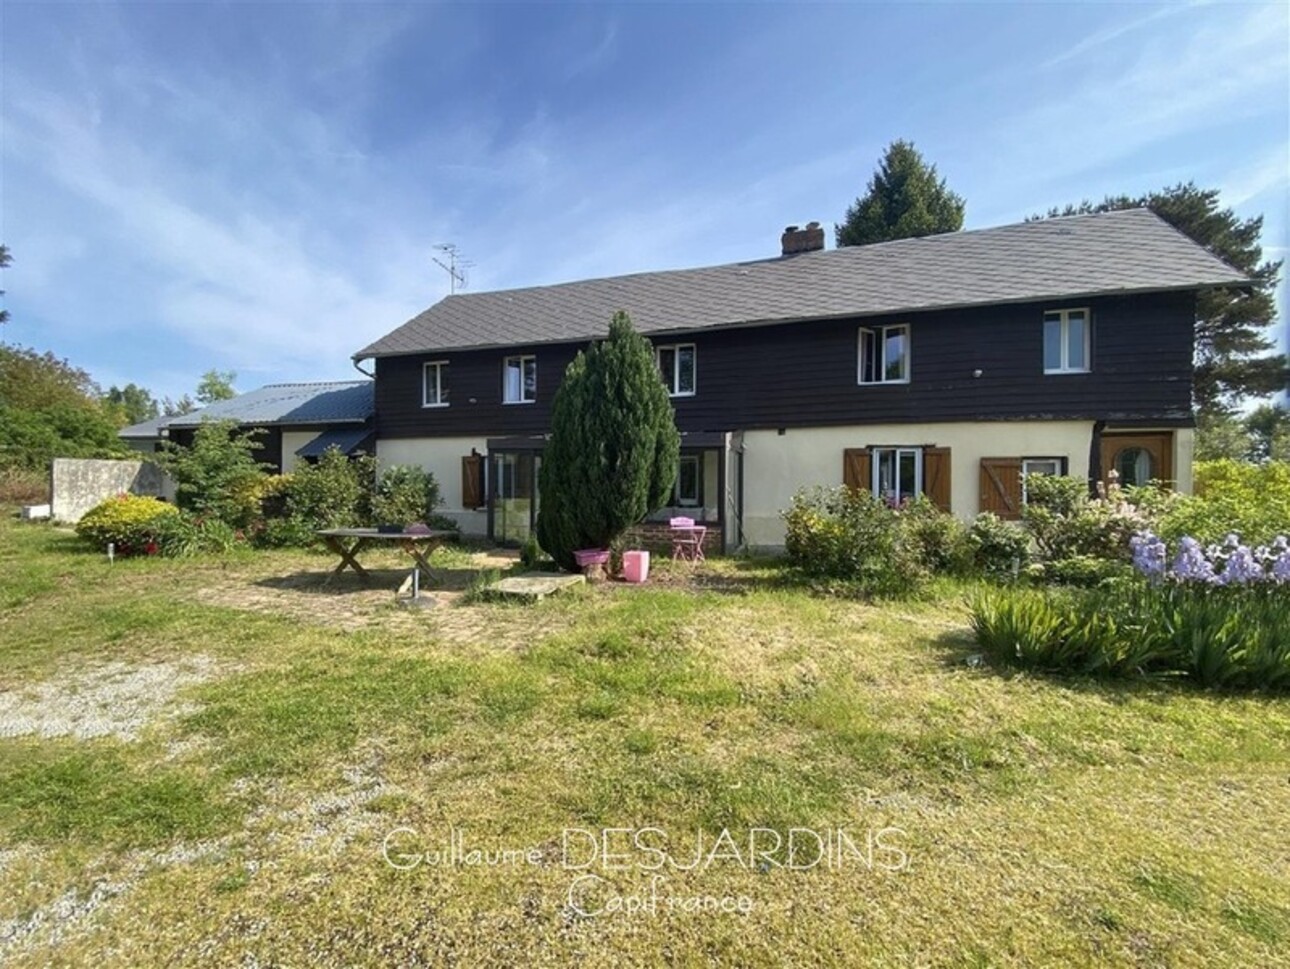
[669,516,706,564]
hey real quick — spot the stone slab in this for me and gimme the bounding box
[484,572,586,601]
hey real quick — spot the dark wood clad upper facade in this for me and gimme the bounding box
[373,291,1196,440]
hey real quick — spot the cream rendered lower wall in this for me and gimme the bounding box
[739,421,1096,548]
[280,431,318,473]
[1175,427,1195,495]
[376,437,490,535]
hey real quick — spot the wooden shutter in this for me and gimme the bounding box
[461,454,484,509]
[923,447,952,513]
[979,458,1023,520]
[843,448,871,492]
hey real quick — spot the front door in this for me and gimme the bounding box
[490,451,540,545]
[1101,432,1173,488]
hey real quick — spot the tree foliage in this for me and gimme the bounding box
[1197,405,1290,463]
[835,140,965,248]
[105,383,160,426]
[0,344,126,471]
[536,311,680,571]
[155,420,269,524]
[0,244,10,326]
[1036,183,1285,414]
[196,369,237,404]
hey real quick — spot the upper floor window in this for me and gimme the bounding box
[1044,308,1089,374]
[503,354,537,404]
[422,361,449,407]
[657,343,696,397]
[858,324,910,384]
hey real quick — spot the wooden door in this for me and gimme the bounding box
[1100,432,1173,489]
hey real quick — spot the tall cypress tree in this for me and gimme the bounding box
[835,140,966,247]
[536,311,680,571]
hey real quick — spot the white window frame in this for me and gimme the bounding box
[1021,457,1068,504]
[503,354,537,405]
[857,324,911,385]
[870,446,923,504]
[656,343,697,397]
[422,360,449,408]
[1043,308,1091,374]
[674,454,701,507]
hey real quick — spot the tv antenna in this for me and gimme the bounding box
[432,243,472,294]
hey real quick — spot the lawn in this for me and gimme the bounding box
[0,513,1287,967]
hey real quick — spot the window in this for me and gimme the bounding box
[674,454,701,506]
[656,343,696,396]
[871,447,922,504]
[858,325,910,384]
[503,355,537,404]
[1043,308,1089,373]
[422,361,449,407]
[1114,447,1153,487]
[1021,457,1067,504]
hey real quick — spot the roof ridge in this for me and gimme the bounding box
[437,208,1160,302]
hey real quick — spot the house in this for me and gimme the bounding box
[117,381,375,473]
[353,209,1245,550]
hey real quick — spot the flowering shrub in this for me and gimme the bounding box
[1130,531,1290,585]
[75,494,180,555]
[972,528,1290,690]
[1022,473,1150,571]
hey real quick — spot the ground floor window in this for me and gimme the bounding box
[1021,456,1068,504]
[872,447,922,505]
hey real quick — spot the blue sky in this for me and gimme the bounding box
[2,1,1287,403]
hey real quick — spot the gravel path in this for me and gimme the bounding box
[0,656,219,741]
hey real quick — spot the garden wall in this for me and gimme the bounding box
[50,458,175,523]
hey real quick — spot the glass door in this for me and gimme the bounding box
[491,452,538,545]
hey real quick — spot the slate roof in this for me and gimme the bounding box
[355,208,1247,359]
[118,415,169,440]
[146,381,373,433]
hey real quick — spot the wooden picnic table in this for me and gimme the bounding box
[316,528,458,585]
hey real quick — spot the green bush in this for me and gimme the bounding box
[370,465,442,526]
[75,495,180,554]
[156,421,269,527]
[782,486,926,597]
[153,513,240,557]
[967,513,1029,577]
[901,497,973,576]
[970,582,1290,690]
[251,516,316,549]
[1155,460,1290,546]
[285,448,375,530]
[1023,554,1132,588]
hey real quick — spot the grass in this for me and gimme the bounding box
[0,512,1288,966]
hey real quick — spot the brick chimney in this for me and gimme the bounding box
[781,221,825,256]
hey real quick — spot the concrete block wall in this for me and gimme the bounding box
[50,458,174,523]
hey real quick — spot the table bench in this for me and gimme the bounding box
[316,528,459,585]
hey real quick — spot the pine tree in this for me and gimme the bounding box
[536,311,680,571]
[835,140,965,247]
